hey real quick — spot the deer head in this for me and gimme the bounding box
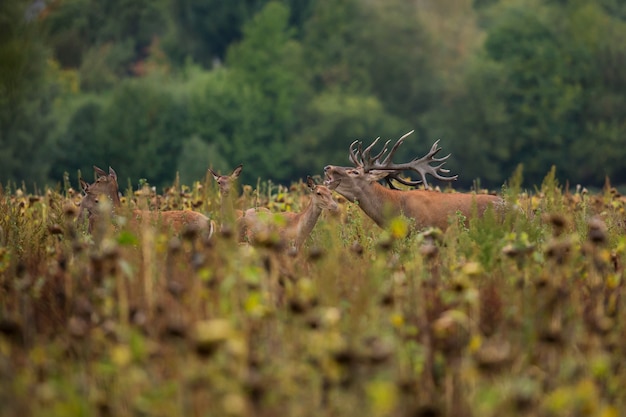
[79,166,121,222]
[209,164,243,197]
[324,130,457,201]
[306,176,339,212]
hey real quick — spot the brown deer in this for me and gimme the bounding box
[209,164,273,237]
[239,177,340,250]
[209,164,248,220]
[79,166,213,237]
[323,131,503,231]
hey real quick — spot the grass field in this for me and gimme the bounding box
[1,169,625,417]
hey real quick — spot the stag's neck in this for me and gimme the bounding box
[352,182,402,228]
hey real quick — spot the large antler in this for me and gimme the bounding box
[349,130,458,189]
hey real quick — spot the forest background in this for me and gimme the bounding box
[1,0,625,191]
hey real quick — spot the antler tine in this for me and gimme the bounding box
[360,137,381,171]
[380,130,413,166]
[371,139,392,163]
[349,140,362,167]
[384,136,459,189]
[348,132,457,189]
[390,139,455,188]
[387,173,423,187]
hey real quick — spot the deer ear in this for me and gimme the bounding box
[232,164,243,178]
[108,167,117,181]
[306,176,316,190]
[94,166,107,179]
[80,178,89,193]
[208,167,219,180]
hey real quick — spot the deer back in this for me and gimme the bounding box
[237,177,339,250]
[80,166,212,236]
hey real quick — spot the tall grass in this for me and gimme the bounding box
[1,174,625,417]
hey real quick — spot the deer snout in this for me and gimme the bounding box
[324,165,332,172]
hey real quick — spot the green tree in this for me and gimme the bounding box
[290,92,409,179]
[299,0,443,171]
[163,0,266,67]
[43,0,169,90]
[424,0,626,188]
[0,0,57,187]
[96,77,189,189]
[188,2,309,185]
[565,2,626,184]
[49,96,106,183]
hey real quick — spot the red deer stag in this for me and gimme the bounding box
[324,131,503,231]
[79,166,213,237]
[240,177,340,250]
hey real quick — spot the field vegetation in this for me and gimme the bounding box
[1,169,625,417]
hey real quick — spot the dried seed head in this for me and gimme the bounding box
[587,216,608,245]
[501,243,520,258]
[63,203,79,218]
[0,318,23,342]
[544,238,573,265]
[101,240,119,260]
[307,246,324,261]
[432,310,470,356]
[305,314,321,330]
[68,316,89,339]
[379,290,394,307]
[479,283,503,337]
[130,309,147,328]
[191,252,206,269]
[539,320,563,345]
[450,275,471,293]
[421,227,443,244]
[332,347,358,365]
[163,319,187,340]
[362,336,393,364]
[350,241,364,256]
[193,319,233,357]
[245,370,266,405]
[288,298,309,314]
[167,280,185,298]
[420,242,438,260]
[48,224,64,235]
[474,340,512,374]
[543,213,568,236]
[413,404,441,417]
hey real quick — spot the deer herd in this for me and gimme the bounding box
[78,131,504,250]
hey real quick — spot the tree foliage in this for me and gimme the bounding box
[1,0,626,190]
[0,0,58,187]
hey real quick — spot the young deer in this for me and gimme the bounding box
[209,164,247,220]
[324,131,503,231]
[79,166,213,236]
[209,164,271,236]
[239,177,340,250]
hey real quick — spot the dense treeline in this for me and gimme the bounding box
[2,0,626,190]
